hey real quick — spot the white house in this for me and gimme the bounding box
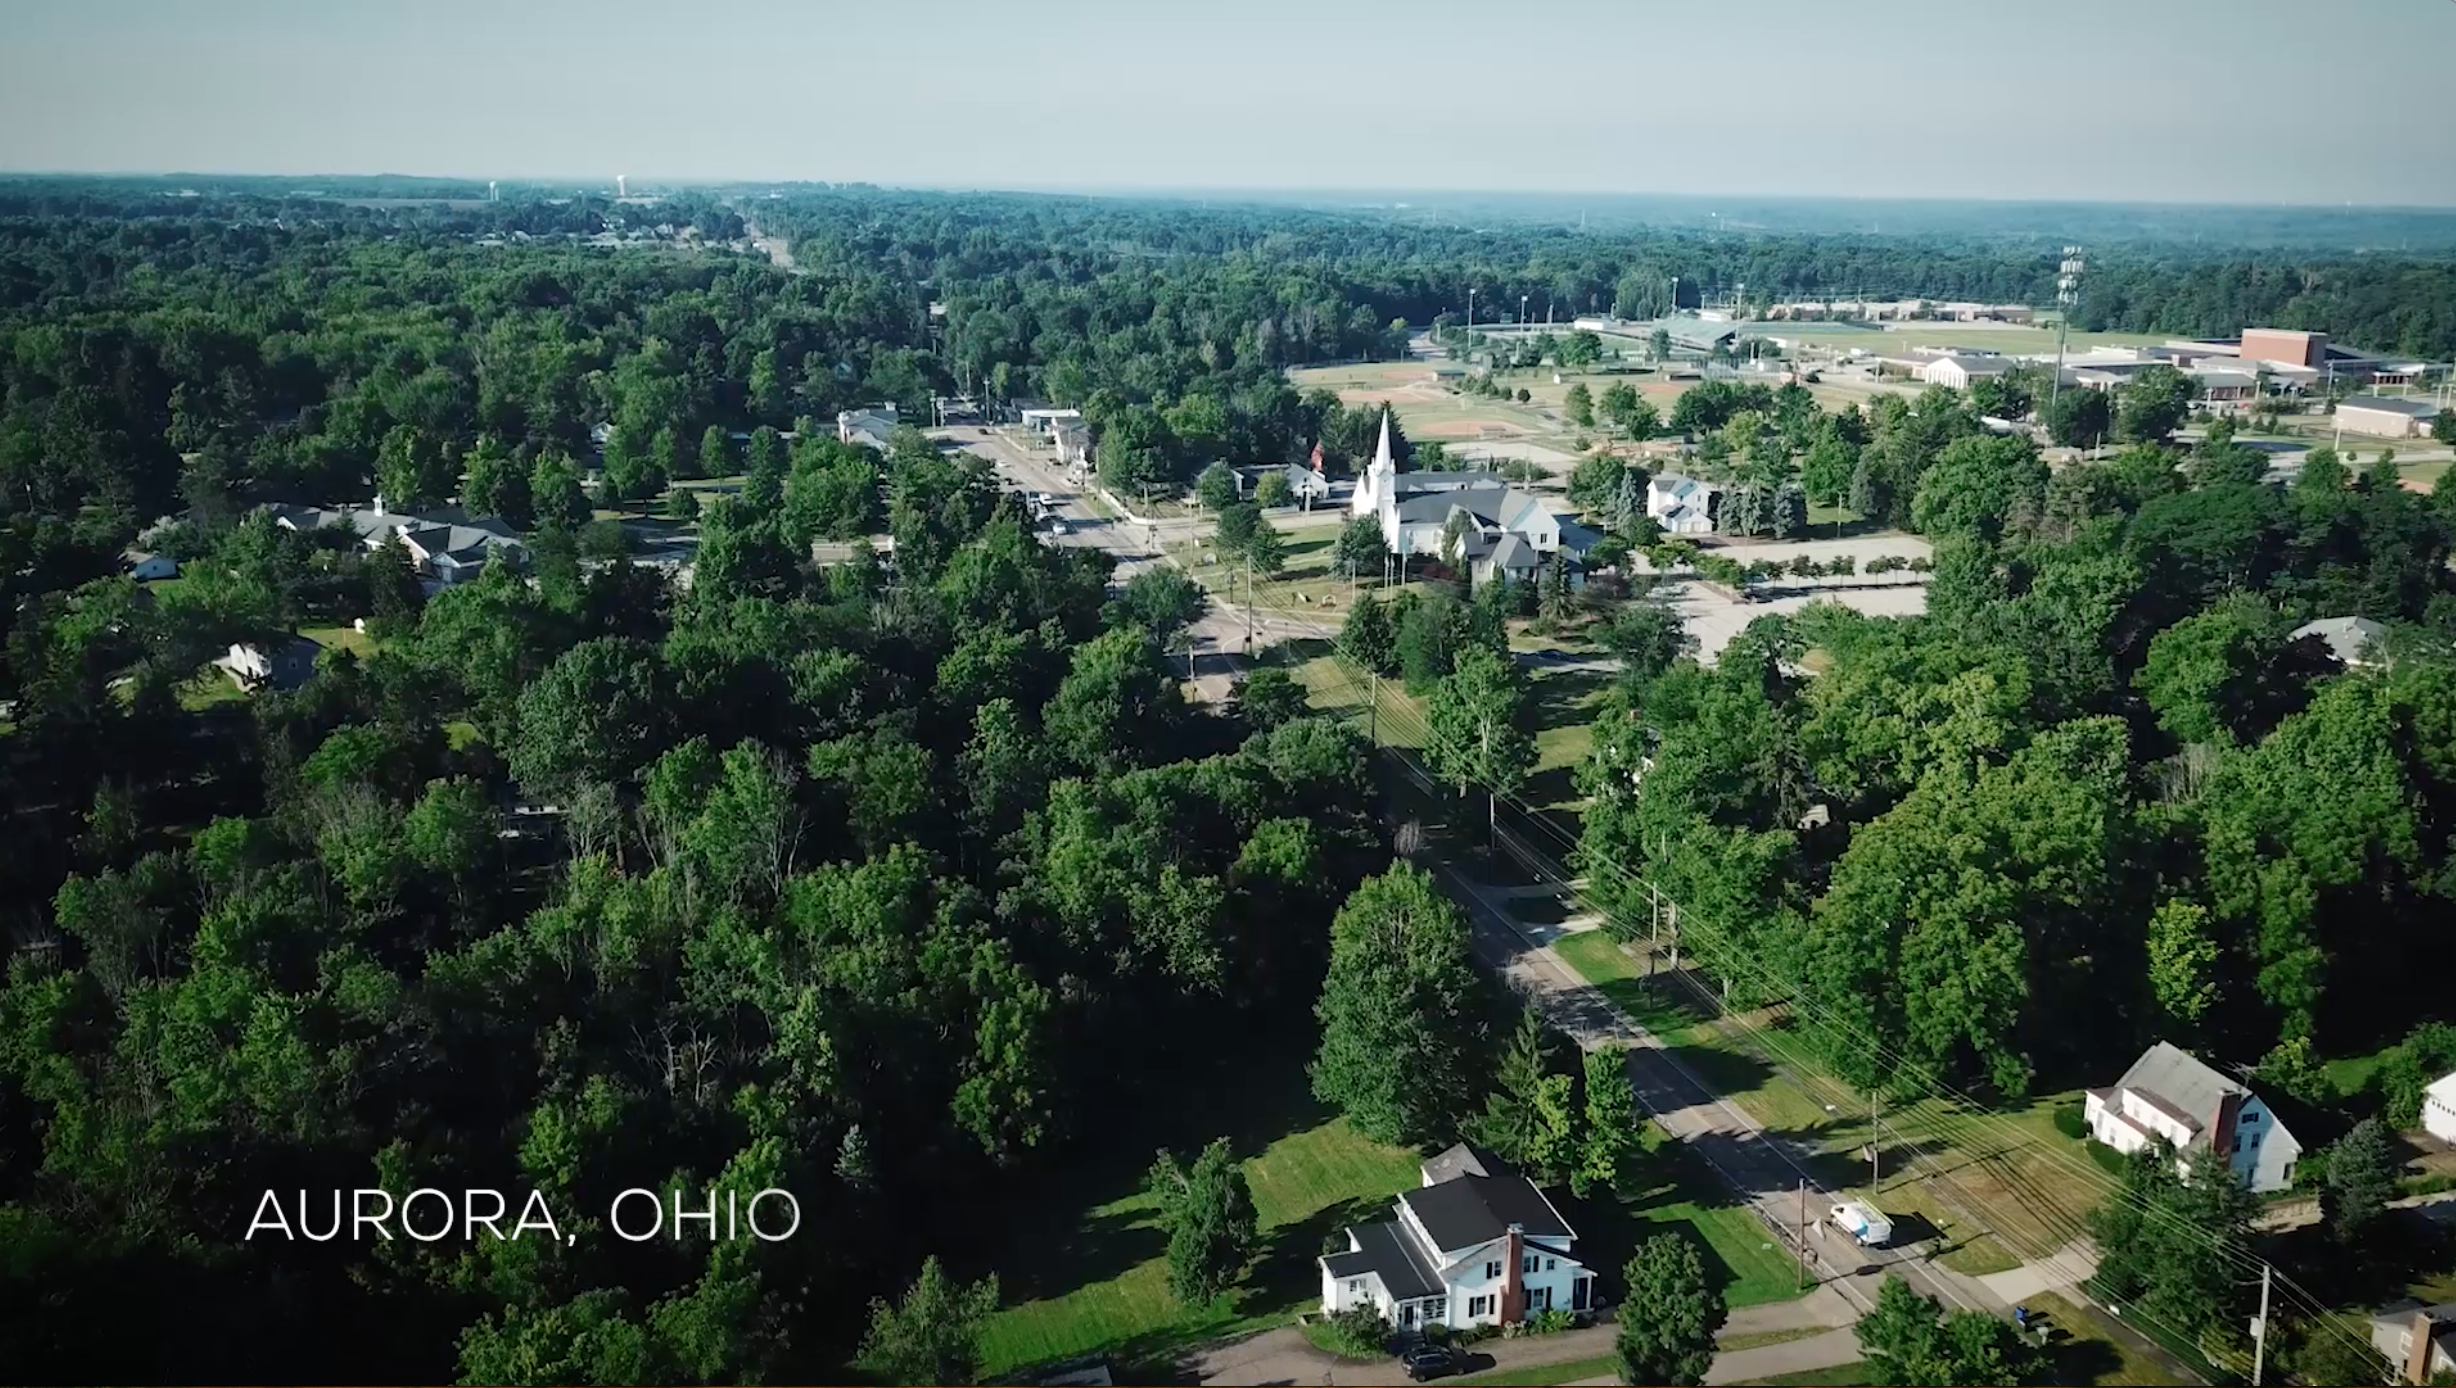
[2370,1300,2456,1384]
[2423,1073,2456,1146]
[1919,354,2016,390]
[837,403,899,450]
[1319,1144,1596,1334]
[2084,1041,2302,1193]
[122,549,178,582]
[1645,474,1722,536]
[213,635,324,692]
[2292,615,2388,669]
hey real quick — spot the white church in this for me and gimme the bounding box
[1350,410,1598,585]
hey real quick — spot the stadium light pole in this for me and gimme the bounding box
[2047,246,2085,423]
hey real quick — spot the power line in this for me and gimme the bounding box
[1205,562,2370,1377]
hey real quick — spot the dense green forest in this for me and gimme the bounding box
[5,180,2456,1383]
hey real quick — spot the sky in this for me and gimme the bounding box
[3,0,2452,206]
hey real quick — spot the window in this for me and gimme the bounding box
[1546,1258,1557,1271]
[1348,1279,1364,1294]
[1485,1261,1503,1280]
[1468,1294,1492,1318]
[2234,1134,2245,1153]
[1523,1254,1539,1274]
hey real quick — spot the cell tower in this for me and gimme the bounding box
[2048,246,2086,416]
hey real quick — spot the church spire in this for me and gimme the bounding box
[1374,407,1393,472]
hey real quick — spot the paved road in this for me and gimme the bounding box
[1197,1284,1866,1386]
[1413,807,2000,1325]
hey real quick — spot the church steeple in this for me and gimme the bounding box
[1353,406,1398,518]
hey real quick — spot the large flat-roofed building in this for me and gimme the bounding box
[2335,397,2441,439]
[2238,328,2328,369]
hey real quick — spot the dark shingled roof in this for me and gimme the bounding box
[1401,1173,1575,1254]
[1322,1220,1444,1299]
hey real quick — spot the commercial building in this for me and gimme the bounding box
[1919,354,2017,390]
[2335,397,2441,439]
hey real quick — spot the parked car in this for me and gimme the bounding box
[1830,1200,1893,1247]
[1400,1345,1459,1382]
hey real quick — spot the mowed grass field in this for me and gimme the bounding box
[971,1017,1432,1376]
[977,1107,1421,1377]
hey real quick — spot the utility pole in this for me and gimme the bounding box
[1870,1092,1883,1186]
[2250,1263,2271,1387]
[1368,670,1379,746]
[1797,1179,1810,1292]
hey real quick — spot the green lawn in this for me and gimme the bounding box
[1574,1130,1810,1313]
[1454,1351,1618,1385]
[176,670,251,711]
[976,1075,1421,1378]
[300,624,377,659]
[1734,1363,1873,1387]
[2027,1292,2191,1386]
[1544,933,2055,1278]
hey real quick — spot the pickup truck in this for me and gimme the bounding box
[1830,1200,1893,1248]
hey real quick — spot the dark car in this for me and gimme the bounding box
[1401,1345,1459,1382]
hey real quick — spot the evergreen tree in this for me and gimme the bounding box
[1614,1235,1724,1387]
[1146,1138,1259,1305]
[1342,591,1398,676]
[2321,1116,2396,1244]
[1332,514,1388,579]
[364,533,425,639]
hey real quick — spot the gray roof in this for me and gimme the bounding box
[1399,1169,1575,1254]
[2292,615,2387,666]
[1322,1220,1444,1299]
[1390,470,1511,497]
[1486,533,1540,572]
[2112,1042,2248,1132]
[2338,397,2439,418]
[1422,1142,1498,1185]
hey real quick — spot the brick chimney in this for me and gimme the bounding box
[1500,1224,1527,1325]
[2211,1091,2242,1172]
[2410,1311,2437,1387]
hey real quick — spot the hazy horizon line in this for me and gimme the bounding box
[4,169,2453,216]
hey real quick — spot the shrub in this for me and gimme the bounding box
[2085,1138,2131,1177]
[2052,1104,2087,1142]
[1529,1307,1577,1335]
[1312,1306,1390,1359]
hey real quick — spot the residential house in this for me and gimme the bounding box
[2423,1073,2456,1146]
[2084,1042,2302,1193]
[1051,419,1092,473]
[2336,397,2441,439]
[122,549,177,582]
[1645,474,1722,536]
[1239,461,1333,509]
[269,501,526,587]
[837,403,899,451]
[2369,1300,2456,1384]
[1319,1143,1596,1333]
[213,635,324,692]
[1919,354,2016,390]
[2291,615,2388,669]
